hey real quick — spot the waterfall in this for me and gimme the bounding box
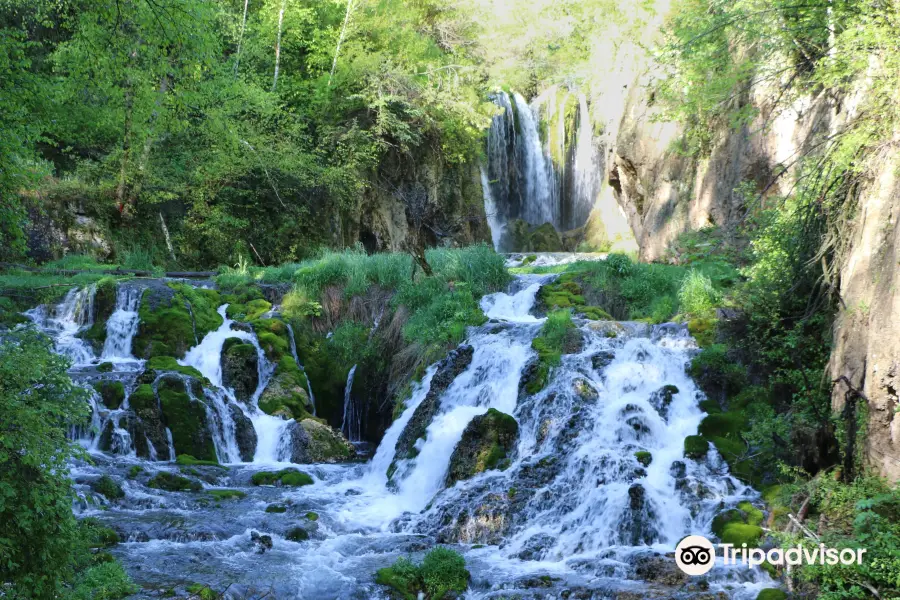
[179,305,286,464]
[571,93,600,230]
[286,322,317,415]
[482,87,604,246]
[25,285,97,365]
[480,167,506,250]
[341,365,360,442]
[513,93,556,227]
[101,284,143,361]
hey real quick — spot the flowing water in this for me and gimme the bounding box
[28,272,779,598]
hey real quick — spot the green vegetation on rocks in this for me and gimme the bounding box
[91,476,124,500]
[157,376,216,461]
[286,527,310,542]
[634,451,652,467]
[446,409,519,485]
[251,468,314,487]
[376,547,470,600]
[147,472,202,493]
[93,381,125,410]
[176,454,222,468]
[207,489,246,501]
[523,310,579,394]
[132,284,222,359]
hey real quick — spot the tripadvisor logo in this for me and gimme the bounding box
[675,535,867,576]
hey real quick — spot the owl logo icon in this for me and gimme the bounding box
[675,535,715,575]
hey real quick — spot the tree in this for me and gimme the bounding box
[0,328,89,598]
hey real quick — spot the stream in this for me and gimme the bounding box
[25,263,777,599]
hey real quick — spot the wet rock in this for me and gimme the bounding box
[147,472,202,492]
[285,527,309,542]
[93,380,125,410]
[91,475,124,500]
[221,337,258,403]
[391,345,474,468]
[258,365,312,419]
[562,328,584,355]
[618,484,659,546]
[572,378,598,401]
[514,533,556,560]
[229,404,258,462]
[285,419,355,463]
[632,554,687,586]
[97,421,115,452]
[125,383,171,459]
[669,460,687,479]
[250,531,273,553]
[446,408,519,485]
[156,375,216,461]
[648,385,678,421]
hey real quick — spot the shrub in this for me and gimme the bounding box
[67,562,137,600]
[420,547,470,599]
[678,270,720,317]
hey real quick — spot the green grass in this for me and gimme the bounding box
[376,547,470,600]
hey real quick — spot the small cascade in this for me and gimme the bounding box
[70,387,103,448]
[286,322,316,415]
[25,285,97,365]
[179,305,286,464]
[340,365,360,442]
[101,284,143,361]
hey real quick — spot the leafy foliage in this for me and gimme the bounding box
[376,547,469,600]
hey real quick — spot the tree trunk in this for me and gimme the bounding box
[272,0,286,91]
[234,0,250,75]
[328,0,353,86]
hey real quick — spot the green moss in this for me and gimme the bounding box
[175,454,222,468]
[635,451,652,467]
[147,472,202,492]
[79,518,120,548]
[306,511,319,521]
[376,558,423,600]
[684,435,709,459]
[91,475,124,500]
[97,362,113,373]
[186,584,217,600]
[127,465,143,479]
[756,589,787,600]
[157,378,215,461]
[737,501,764,526]
[265,504,288,513]
[711,509,743,538]
[687,318,717,347]
[133,284,222,359]
[525,310,575,394]
[127,384,155,411]
[251,468,313,487]
[720,522,763,547]
[93,381,125,410]
[226,298,272,321]
[145,356,205,381]
[207,489,246,500]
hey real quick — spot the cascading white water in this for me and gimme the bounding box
[179,305,286,464]
[25,285,97,365]
[571,93,600,230]
[286,322,317,415]
[101,285,143,361]
[340,364,360,442]
[513,93,556,227]
[480,167,506,250]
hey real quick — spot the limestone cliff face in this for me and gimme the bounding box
[592,54,900,480]
[828,148,900,481]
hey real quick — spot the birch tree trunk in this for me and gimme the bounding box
[234,0,250,75]
[328,0,354,86]
[272,0,286,91]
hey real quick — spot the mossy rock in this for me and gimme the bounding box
[635,451,652,467]
[93,380,125,410]
[221,337,258,403]
[258,356,312,419]
[226,298,272,322]
[126,383,170,459]
[711,505,764,547]
[251,468,313,487]
[285,527,309,542]
[720,522,763,547]
[528,222,564,252]
[147,472,202,492]
[157,376,216,461]
[208,489,246,500]
[446,409,518,486]
[127,465,143,479]
[265,504,288,513]
[139,355,207,385]
[91,475,124,500]
[176,454,222,468]
[756,589,787,600]
[306,512,318,521]
[579,306,613,320]
[284,419,354,463]
[97,362,114,373]
[737,501,764,526]
[687,318,717,348]
[78,278,118,350]
[133,284,222,359]
[684,435,709,459]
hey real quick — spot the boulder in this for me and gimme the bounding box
[229,404,258,462]
[446,409,519,486]
[648,384,678,421]
[221,337,259,403]
[258,358,312,419]
[391,345,474,465]
[285,419,355,463]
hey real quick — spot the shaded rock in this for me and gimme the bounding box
[648,384,678,421]
[632,554,688,586]
[125,383,171,459]
[285,419,355,463]
[258,360,312,419]
[221,337,258,403]
[618,484,659,546]
[446,409,519,486]
[250,531,273,553]
[156,375,216,461]
[91,475,124,500]
[391,345,474,466]
[229,404,258,462]
[572,378,598,401]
